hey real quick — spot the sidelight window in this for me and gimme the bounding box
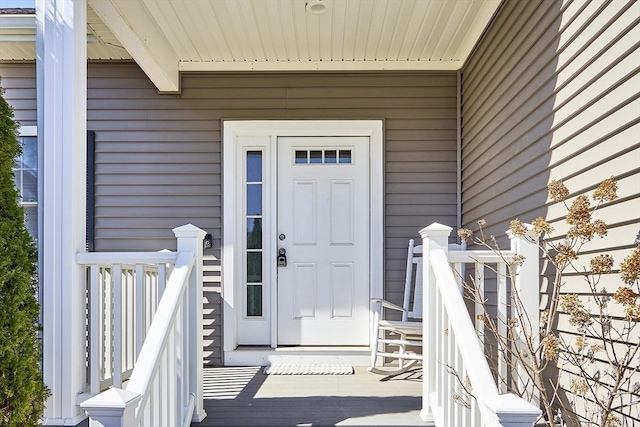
[245,151,263,317]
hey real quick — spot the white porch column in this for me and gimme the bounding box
[37,0,88,424]
[418,223,452,424]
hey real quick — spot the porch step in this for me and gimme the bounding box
[224,346,371,367]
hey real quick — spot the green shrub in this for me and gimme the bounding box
[0,82,49,426]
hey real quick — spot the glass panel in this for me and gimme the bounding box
[22,137,38,171]
[295,150,308,164]
[247,252,262,283]
[22,170,37,202]
[247,218,262,249]
[339,150,352,164]
[246,151,262,182]
[247,285,262,317]
[310,150,322,164]
[13,171,21,198]
[24,206,38,241]
[246,184,262,215]
[324,150,337,163]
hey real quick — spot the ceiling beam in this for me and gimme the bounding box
[88,0,180,92]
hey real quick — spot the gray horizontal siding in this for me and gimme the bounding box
[461,0,639,422]
[0,64,458,365]
[93,68,458,364]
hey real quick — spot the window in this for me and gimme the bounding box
[294,149,352,164]
[13,127,38,242]
[245,150,263,317]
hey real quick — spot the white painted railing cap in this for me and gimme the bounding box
[172,223,206,238]
[419,222,453,238]
[486,393,542,425]
[80,388,142,410]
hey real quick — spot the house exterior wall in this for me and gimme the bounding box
[461,0,639,422]
[0,63,459,365]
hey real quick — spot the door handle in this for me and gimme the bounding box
[278,248,287,267]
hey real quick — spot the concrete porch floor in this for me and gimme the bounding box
[194,365,426,426]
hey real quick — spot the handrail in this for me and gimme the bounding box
[431,249,501,425]
[447,250,516,264]
[81,224,207,427]
[420,222,541,427]
[76,251,177,265]
[127,251,194,421]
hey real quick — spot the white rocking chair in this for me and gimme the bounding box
[369,239,423,374]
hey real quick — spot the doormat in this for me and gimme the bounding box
[263,363,354,375]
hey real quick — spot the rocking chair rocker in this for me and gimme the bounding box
[369,239,423,374]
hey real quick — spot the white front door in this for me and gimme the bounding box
[276,137,370,345]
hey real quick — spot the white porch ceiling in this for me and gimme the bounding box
[1,0,502,92]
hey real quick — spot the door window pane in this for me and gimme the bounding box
[246,184,262,215]
[310,150,322,164]
[339,150,352,164]
[247,285,262,317]
[324,150,337,163]
[295,150,308,164]
[247,218,262,249]
[246,151,262,182]
[247,252,262,283]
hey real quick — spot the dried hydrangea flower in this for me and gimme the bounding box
[625,304,640,322]
[570,378,589,395]
[592,219,608,237]
[574,336,584,351]
[477,219,487,227]
[457,228,473,242]
[540,309,550,327]
[604,414,621,427]
[541,334,560,361]
[509,219,527,237]
[567,223,595,241]
[612,286,638,305]
[593,177,618,202]
[590,254,614,275]
[567,195,591,226]
[510,254,526,266]
[548,180,569,202]
[532,217,553,236]
[620,247,640,284]
[560,294,593,330]
[555,244,578,266]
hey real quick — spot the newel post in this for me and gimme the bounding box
[507,225,540,403]
[486,393,542,427]
[173,224,207,422]
[80,388,141,427]
[418,223,453,423]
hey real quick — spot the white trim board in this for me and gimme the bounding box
[222,120,384,365]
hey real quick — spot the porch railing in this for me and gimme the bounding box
[421,223,542,427]
[79,224,207,426]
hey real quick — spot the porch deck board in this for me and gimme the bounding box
[195,366,427,426]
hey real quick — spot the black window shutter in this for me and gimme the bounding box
[86,130,96,252]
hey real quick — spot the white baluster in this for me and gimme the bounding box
[113,265,123,388]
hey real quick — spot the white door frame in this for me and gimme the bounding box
[222,120,384,361]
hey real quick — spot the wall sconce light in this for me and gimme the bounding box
[203,233,213,250]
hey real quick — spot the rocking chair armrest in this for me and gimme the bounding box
[370,298,407,314]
